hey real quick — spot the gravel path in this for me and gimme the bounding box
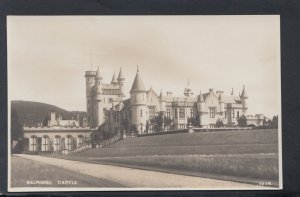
[16,154,271,189]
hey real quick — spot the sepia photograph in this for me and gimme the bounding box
[7,15,282,191]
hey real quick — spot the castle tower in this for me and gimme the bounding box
[240,85,248,114]
[130,66,147,134]
[117,67,125,96]
[94,67,104,128]
[111,71,118,85]
[159,89,166,130]
[159,89,166,113]
[85,70,96,126]
[219,93,225,114]
[197,91,206,128]
[49,111,57,126]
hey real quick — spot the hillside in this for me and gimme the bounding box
[11,100,87,127]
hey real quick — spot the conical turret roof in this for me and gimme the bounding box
[95,66,103,80]
[117,67,125,81]
[130,67,146,93]
[219,93,224,103]
[111,72,118,84]
[240,85,248,99]
[159,89,166,101]
[198,91,204,102]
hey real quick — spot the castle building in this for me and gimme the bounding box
[23,112,90,152]
[86,67,263,136]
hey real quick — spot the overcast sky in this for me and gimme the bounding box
[8,15,280,117]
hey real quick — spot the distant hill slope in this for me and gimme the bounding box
[11,100,87,127]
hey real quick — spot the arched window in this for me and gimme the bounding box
[54,135,61,151]
[77,135,84,146]
[66,135,73,151]
[42,135,49,151]
[30,135,37,152]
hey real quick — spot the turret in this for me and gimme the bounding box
[231,88,234,95]
[219,93,225,113]
[85,70,96,126]
[159,89,166,112]
[240,85,248,114]
[95,67,103,100]
[197,91,206,128]
[197,91,205,112]
[130,66,147,134]
[117,67,125,96]
[111,71,118,85]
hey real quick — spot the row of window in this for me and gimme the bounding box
[30,135,84,151]
[171,108,195,119]
[110,107,241,123]
[103,89,120,95]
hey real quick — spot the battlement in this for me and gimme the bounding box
[23,125,91,131]
[85,70,96,77]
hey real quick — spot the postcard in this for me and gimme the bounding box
[7,15,282,192]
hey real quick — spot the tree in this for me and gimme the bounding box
[237,115,247,127]
[130,124,138,133]
[263,116,268,125]
[271,115,278,128]
[164,116,173,130]
[121,120,129,134]
[215,119,224,128]
[150,113,164,132]
[11,109,22,142]
[188,115,200,127]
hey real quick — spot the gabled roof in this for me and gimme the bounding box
[130,69,146,92]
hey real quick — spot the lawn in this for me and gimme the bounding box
[44,128,280,185]
[89,154,279,181]
[10,155,124,188]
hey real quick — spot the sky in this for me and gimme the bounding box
[7,15,280,117]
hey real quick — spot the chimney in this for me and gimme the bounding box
[167,91,173,97]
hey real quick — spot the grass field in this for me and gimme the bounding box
[45,129,280,185]
[11,155,124,187]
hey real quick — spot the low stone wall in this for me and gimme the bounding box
[138,127,253,137]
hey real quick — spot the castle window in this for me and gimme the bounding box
[237,111,240,118]
[30,136,37,152]
[140,109,143,117]
[122,111,126,120]
[179,124,185,129]
[149,107,155,117]
[209,107,216,118]
[190,109,195,118]
[66,135,73,151]
[175,108,178,118]
[232,109,235,118]
[179,108,185,119]
[166,108,171,118]
[78,135,84,146]
[54,136,61,151]
[225,110,227,118]
[42,135,49,151]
